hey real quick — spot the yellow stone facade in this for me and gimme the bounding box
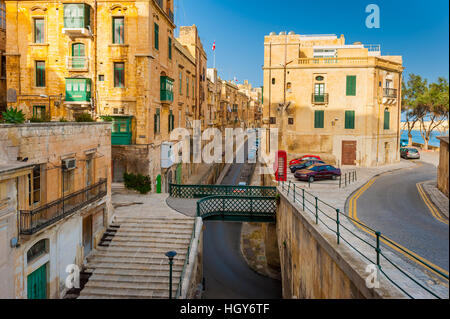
[263,33,404,167]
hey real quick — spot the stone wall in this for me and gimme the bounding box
[277,189,403,299]
[438,138,449,197]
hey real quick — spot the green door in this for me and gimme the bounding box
[111,117,132,145]
[176,163,182,184]
[156,174,162,194]
[27,263,47,299]
[72,43,85,69]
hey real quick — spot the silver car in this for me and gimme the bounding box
[400,147,420,159]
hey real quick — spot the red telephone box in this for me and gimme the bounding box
[274,150,287,182]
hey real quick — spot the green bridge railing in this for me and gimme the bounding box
[169,183,277,198]
[197,196,277,222]
[280,180,449,299]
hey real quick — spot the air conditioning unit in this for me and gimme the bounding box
[62,158,77,171]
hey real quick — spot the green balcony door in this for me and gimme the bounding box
[72,43,85,69]
[111,116,132,145]
[156,174,162,194]
[27,263,47,299]
[314,83,325,102]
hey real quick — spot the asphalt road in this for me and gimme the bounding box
[202,140,282,299]
[354,160,449,272]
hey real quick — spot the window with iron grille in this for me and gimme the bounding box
[270,117,276,124]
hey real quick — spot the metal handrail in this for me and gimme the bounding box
[280,181,449,299]
[169,183,277,199]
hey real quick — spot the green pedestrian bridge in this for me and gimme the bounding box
[169,184,278,223]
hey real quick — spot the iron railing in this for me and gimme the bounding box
[20,179,107,235]
[196,196,277,222]
[176,217,197,299]
[169,183,277,199]
[312,93,329,104]
[155,0,164,9]
[280,181,449,299]
[66,56,89,71]
[168,10,174,23]
[383,88,398,98]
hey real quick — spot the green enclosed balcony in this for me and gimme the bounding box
[62,3,92,37]
[111,116,132,145]
[65,78,91,103]
[160,76,174,104]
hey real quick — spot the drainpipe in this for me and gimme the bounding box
[93,0,98,117]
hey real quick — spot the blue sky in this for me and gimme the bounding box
[174,0,449,87]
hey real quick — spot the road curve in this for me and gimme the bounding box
[353,161,449,272]
[202,141,282,299]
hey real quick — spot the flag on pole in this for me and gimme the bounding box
[212,41,216,51]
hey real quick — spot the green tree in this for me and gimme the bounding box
[416,77,449,150]
[401,74,427,146]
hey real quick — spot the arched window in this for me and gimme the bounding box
[27,239,49,264]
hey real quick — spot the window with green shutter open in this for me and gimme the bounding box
[168,37,172,59]
[345,110,355,129]
[34,18,45,43]
[35,61,45,87]
[346,75,356,96]
[154,23,159,50]
[113,17,124,44]
[314,110,324,128]
[154,108,160,134]
[384,109,390,130]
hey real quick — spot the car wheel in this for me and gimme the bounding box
[331,175,337,180]
[308,176,314,183]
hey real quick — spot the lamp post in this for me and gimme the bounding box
[165,251,177,299]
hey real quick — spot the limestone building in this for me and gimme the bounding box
[263,32,404,167]
[0,122,111,299]
[0,0,5,113]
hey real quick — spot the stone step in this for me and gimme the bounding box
[115,217,194,224]
[96,246,189,255]
[85,279,178,291]
[117,224,194,232]
[87,250,187,260]
[110,232,192,240]
[86,255,185,266]
[118,220,194,226]
[108,236,191,245]
[85,261,184,272]
[85,267,182,278]
[79,287,172,299]
[107,241,190,250]
[89,273,180,285]
[115,228,193,235]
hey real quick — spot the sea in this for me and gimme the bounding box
[400,130,448,147]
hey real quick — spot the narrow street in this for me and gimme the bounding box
[354,160,449,272]
[202,141,282,299]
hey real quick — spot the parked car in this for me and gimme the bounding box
[290,159,325,173]
[233,182,247,194]
[289,155,322,166]
[400,147,420,159]
[400,139,408,147]
[294,164,341,183]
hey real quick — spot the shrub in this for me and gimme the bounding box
[29,112,51,123]
[123,172,152,194]
[74,112,95,122]
[59,117,68,122]
[100,116,114,122]
[2,107,26,124]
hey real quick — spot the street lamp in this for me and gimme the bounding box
[165,251,177,299]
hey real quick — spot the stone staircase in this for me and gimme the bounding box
[78,216,195,299]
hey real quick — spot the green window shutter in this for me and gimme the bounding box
[179,72,182,94]
[36,61,45,87]
[154,23,159,50]
[384,110,390,130]
[113,17,124,44]
[34,19,44,43]
[168,37,172,59]
[346,76,356,96]
[314,110,324,128]
[345,111,355,129]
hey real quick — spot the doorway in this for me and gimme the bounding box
[342,141,357,165]
[82,215,93,257]
[27,263,47,299]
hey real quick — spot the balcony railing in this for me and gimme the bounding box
[20,179,107,235]
[155,0,163,9]
[168,10,174,23]
[66,57,89,71]
[312,93,329,104]
[383,88,398,98]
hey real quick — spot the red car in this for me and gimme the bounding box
[294,164,341,183]
[289,155,322,166]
